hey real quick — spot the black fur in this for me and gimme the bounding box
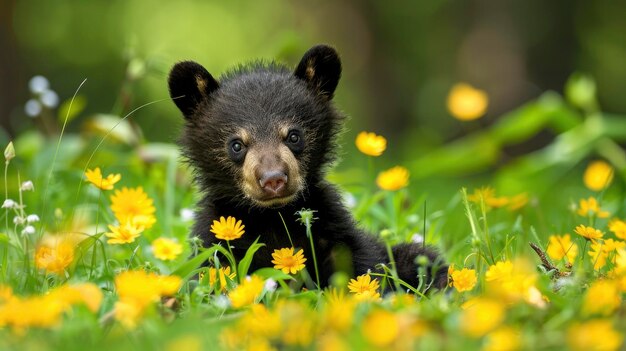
[168,45,448,291]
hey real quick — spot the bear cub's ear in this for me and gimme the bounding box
[294,45,342,99]
[168,61,220,118]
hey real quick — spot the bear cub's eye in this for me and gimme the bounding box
[285,130,304,154]
[228,139,246,162]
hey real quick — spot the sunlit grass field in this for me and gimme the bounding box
[1,74,625,351]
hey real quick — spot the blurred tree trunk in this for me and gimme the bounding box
[0,0,19,138]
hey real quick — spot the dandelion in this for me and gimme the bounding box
[355,131,387,156]
[348,274,381,301]
[582,280,621,316]
[110,187,156,229]
[35,240,75,275]
[376,166,409,191]
[152,237,183,261]
[210,216,245,241]
[84,167,121,190]
[567,320,623,351]
[574,225,603,241]
[460,298,506,337]
[362,310,400,347]
[577,197,610,218]
[228,275,265,308]
[105,221,143,245]
[546,234,578,264]
[271,247,307,274]
[447,83,488,121]
[448,265,477,292]
[608,219,626,240]
[583,160,614,191]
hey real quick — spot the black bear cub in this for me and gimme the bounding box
[168,45,448,290]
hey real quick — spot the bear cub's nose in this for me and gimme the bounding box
[258,171,288,196]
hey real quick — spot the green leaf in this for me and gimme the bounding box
[252,267,294,281]
[237,237,265,279]
[172,246,220,279]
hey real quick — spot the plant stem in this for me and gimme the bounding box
[384,241,402,291]
[304,218,320,288]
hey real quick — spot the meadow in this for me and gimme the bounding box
[0,74,625,351]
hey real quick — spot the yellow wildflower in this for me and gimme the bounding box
[376,166,409,191]
[448,265,477,292]
[114,299,143,329]
[271,247,307,274]
[546,234,578,264]
[110,187,156,229]
[577,197,610,218]
[574,224,603,241]
[355,131,387,156]
[165,335,202,351]
[507,193,528,211]
[460,298,506,337]
[52,283,103,313]
[115,270,182,307]
[323,289,356,332]
[483,326,521,351]
[210,216,245,241]
[362,309,400,347]
[447,83,488,121]
[485,260,514,283]
[608,219,626,240]
[279,301,315,346]
[151,237,183,261]
[228,275,264,308]
[238,304,282,339]
[568,319,623,351]
[105,221,143,245]
[589,241,608,270]
[583,160,614,191]
[582,280,621,316]
[467,186,508,209]
[348,274,381,301]
[84,167,121,190]
[34,240,75,275]
[206,266,236,292]
[604,238,626,253]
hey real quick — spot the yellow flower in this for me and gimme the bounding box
[582,280,621,316]
[546,234,578,264]
[485,260,514,283]
[50,283,103,313]
[115,270,182,307]
[165,335,202,351]
[460,298,506,337]
[376,166,409,191]
[34,240,75,275]
[348,274,381,301]
[355,131,387,156]
[105,221,143,244]
[228,275,264,308]
[568,320,623,351]
[589,241,608,270]
[447,83,488,121]
[206,266,236,292]
[114,299,143,329]
[271,247,307,274]
[151,237,183,261]
[448,265,477,292]
[575,224,603,241]
[210,216,245,241]
[604,238,626,253]
[323,289,356,332]
[467,186,509,209]
[577,197,610,218]
[583,160,614,191]
[507,193,529,211]
[483,326,521,351]
[110,187,156,230]
[238,304,282,339]
[608,219,626,240]
[362,310,400,347]
[84,167,121,190]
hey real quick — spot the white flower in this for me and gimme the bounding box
[13,216,25,225]
[20,181,34,191]
[21,225,36,235]
[29,75,49,94]
[411,233,424,244]
[24,99,42,117]
[41,90,59,108]
[180,208,194,222]
[2,199,16,209]
[26,214,40,223]
[264,278,277,292]
[342,192,356,209]
[214,295,230,309]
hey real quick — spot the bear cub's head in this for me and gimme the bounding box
[169,45,343,208]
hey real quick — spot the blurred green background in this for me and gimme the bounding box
[1,0,626,208]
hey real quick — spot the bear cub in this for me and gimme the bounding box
[168,45,448,290]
